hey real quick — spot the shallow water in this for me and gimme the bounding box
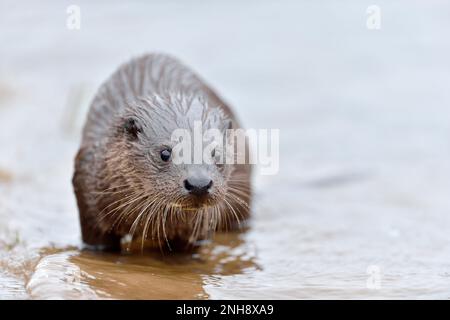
[1,1,450,299]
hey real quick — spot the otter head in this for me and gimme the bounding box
[108,94,237,230]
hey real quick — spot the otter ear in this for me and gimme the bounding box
[123,117,142,139]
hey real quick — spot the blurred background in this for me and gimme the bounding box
[0,0,450,299]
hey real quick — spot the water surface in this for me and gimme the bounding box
[1,0,450,299]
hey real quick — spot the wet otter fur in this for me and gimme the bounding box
[72,54,252,251]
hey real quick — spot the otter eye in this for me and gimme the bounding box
[160,149,171,162]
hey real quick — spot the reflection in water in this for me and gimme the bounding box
[26,231,258,299]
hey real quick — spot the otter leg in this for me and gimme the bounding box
[73,147,121,251]
[78,214,121,251]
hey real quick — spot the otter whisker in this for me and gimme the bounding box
[128,196,158,243]
[92,182,137,195]
[227,186,251,201]
[147,197,166,252]
[108,193,149,229]
[99,192,146,224]
[189,209,202,244]
[97,191,141,220]
[226,192,251,209]
[223,198,241,226]
[161,204,171,251]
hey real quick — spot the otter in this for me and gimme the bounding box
[72,54,252,251]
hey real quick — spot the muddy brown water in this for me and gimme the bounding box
[25,231,256,299]
[1,1,450,299]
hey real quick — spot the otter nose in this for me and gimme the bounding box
[184,177,213,195]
